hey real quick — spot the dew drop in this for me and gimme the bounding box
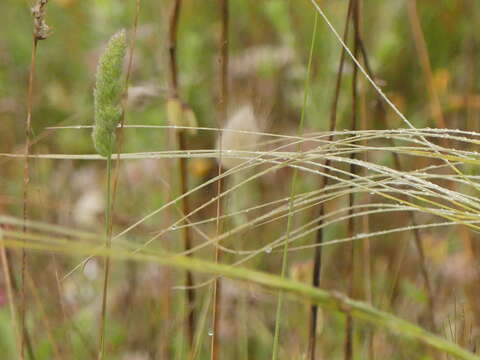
[265,247,272,254]
[208,329,214,336]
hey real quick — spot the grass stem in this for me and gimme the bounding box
[98,153,113,360]
[167,0,196,351]
[272,12,318,360]
[308,2,353,358]
[3,237,479,360]
[344,2,360,359]
[22,0,52,352]
[211,1,229,359]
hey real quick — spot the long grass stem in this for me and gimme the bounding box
[308,2,353,358]
[344,2,360,359]
[3,237,479,360]
[23,0,52,353]
[211,1,229,359]
[167,0,196,350]
[98,153,113,360]
[272,12,318,360]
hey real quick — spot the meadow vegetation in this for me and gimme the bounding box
[1,0,480,359]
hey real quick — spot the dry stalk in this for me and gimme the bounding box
[344,2,360,359]
[167,0,196,350]
[357,7,374,359]
[308,1,353,358]
[22,1,51,358]
[210,1,229,359]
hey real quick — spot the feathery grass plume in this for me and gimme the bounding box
[93,30,127,157]
[217,105,260,170]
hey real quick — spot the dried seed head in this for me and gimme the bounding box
[32,0,51,41]
[217,105,260,169]
[92,30,127,157]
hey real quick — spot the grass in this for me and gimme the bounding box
[2,0,480,359]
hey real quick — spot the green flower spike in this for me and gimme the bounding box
[92,29,127,157]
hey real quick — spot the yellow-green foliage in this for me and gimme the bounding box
[92,30,127,157]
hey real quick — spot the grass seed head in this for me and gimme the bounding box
[32,0,51,40]
[217,105,260,169]
[92,29,127,157]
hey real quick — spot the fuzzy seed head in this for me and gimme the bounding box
[92,29,127,157]
[217,106,260,169]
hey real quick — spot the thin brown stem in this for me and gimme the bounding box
[308,2,353,358]
[168,0,181,95]
[167,0,196,351]
[357,12,373,359]
[344,1,360,359]
[22,3,51,358]
[22,35,38,360]
[211,1,229,359]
